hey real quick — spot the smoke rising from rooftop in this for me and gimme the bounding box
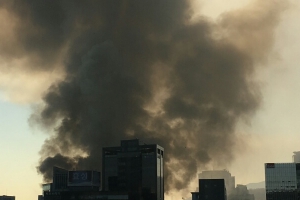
[0,0,286,192]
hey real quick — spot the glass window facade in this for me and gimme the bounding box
[102,139,164,200]
[198,179,226,200]
[265,163,300,200]
[53,167,68,191]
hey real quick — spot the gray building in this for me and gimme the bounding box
[228,185,254,200]
[265,163,300,200]
[102,139,164,200]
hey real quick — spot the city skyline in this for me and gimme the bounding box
[1,0,300,200]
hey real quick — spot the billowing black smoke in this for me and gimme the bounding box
[0,0,286,192]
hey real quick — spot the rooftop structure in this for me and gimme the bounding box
[0,196,15,200]
[293,151,300,163]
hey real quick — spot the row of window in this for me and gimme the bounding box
[266,186,296,188]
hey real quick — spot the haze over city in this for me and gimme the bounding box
[0,0,300,199]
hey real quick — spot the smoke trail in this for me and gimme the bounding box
[0,0,286,192]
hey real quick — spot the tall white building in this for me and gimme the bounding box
[265,163,300,200]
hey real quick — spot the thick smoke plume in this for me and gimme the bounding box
[0,0,286,192]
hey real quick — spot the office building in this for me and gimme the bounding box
[52,167,68,191]
[102,139,164,200]
[265,163,300,200]
[194,170,254,200]
[191,179,227,200]
[43,167,101,200]
[198,170,235,194]
[0,196,15,200]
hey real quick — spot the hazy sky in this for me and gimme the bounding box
[1,0,300,199]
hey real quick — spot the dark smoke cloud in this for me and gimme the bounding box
[0,0,286,192]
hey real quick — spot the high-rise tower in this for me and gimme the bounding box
[102,139,164,200]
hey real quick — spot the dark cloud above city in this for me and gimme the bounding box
[0,0,286,192]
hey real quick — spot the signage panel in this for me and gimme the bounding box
[68,171,92,186]
[68,170,101,186]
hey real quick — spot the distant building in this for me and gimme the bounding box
[265,163,300,200]
[0,196,15,200]
[228,184,254,200]
[191,179,227,200]
[102,139,164,200]
[198,170,235,194]
[293,152,300,163]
